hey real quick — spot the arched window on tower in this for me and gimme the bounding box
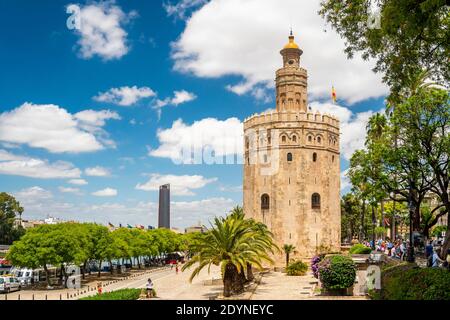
[308,135,312,143]
[261,194,270,210]
[292,135,297,143]
[312,193,321,209]
[287,153,293,162]
[317,136,322,144]
[313,153,317,162]
[282,135,287,143]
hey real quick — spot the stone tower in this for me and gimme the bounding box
[243,33,341,261]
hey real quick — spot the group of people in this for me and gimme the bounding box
[356,236,450,268]
[375,238,408,260]
[425,241,450,268]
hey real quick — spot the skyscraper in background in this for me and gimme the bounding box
[158,184,170,229]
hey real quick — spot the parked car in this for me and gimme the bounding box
[0,276,21,293]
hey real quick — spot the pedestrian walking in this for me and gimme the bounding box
[97,282,103,295]
[431,248,445,268]
[146,278,154,298]
[175,263,179,274]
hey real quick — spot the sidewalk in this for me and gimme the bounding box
[251,271,318,300]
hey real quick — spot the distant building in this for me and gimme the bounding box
[158,184,170,229]
[17,216,64,229]
[171,227,184,234]
[185,223,207,234]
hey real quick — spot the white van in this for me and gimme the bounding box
[0,276,21,293]
[14,268,35,285]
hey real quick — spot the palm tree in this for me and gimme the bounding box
[282,244,295,268]
[182,207,276,297]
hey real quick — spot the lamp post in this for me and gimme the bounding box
[407,187,415,263]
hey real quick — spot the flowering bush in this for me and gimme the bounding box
[311,254,324,279]
[318,255,356,290]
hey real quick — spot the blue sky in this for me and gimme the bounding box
[0,0,388,228]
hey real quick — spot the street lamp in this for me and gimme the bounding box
[407,188,415,263]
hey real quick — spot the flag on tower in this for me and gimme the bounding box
[331,86,337,104]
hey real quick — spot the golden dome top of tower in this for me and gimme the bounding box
[283,31,299,49]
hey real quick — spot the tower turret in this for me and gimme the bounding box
[276,32,308,112]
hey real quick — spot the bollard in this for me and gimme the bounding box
[67,292,69,299]
[45,294,48,300]
[18,294,20,301]
[5,294,7,301]
[60,294,62,300]
[33,294,35,301]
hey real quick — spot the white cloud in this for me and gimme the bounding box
[94,86,156,106]
[136,174,217,196]
[74,109,121,127]
[0,103,119,153]
[149,117,243,163]
[59,186,82,195]
[85,166,111,177]
[171,0,388,104]
[163,0,208,20]
[310,102,382,160]
[340,169,351,193]
[68,179,88,185]
[14,195,236,229]
[70,1,137,60]
[219,185,243,193]
[92,187,118,197]
[153,90,197,119]
[15,186,53,200]
[0,149,81,179]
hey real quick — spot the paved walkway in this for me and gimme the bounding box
[251,271,318,300]
[251,270,369,300]
[1,265,223,300]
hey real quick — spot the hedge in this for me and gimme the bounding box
[286,260,308,276]
[349,243,372,254]
[372,265,450,300]
[80,288,142,300]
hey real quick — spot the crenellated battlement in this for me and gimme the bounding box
[244,109,340,129]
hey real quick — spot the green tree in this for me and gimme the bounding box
[282,244,296,269]
[182,207,276,297]
[390,88,449,256]
[0,192,25,244]
[319,0,449,101]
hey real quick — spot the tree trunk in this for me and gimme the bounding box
[82,261,87,280]
[223,263,236,297]
[381,200,385,229]
[109,260,114,274]
[98,261,102,277]
[43,264,51,287]
[439,203,450,260]
[59,264,63,285]
[286,253,289,268]
[246,263,254,282]
[360,200,366,241]
[372,205,376,250]
[137,257,141,269]
[61,265,69,289]
[232,269,245,295]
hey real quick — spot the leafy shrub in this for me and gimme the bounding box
[373,266,450,300]
[80,288,141,300]
[311,254,325,279]
[318,255,356,290]
[286,260,308,276]
[349,243,372,254]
